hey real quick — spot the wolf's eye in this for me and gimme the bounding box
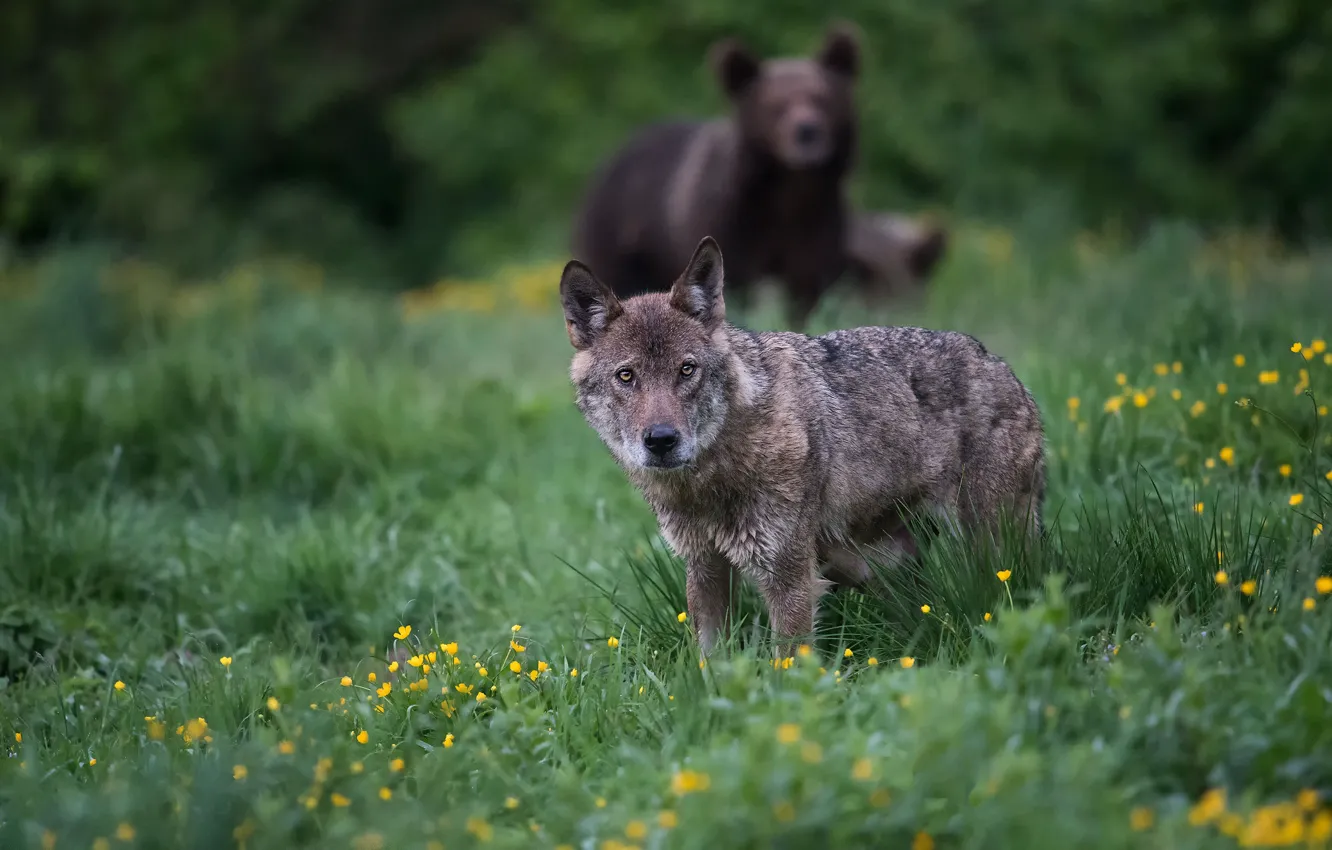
[617,369,634,383]
[680,363,695,377]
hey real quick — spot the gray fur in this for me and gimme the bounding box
[560,237,1046,657]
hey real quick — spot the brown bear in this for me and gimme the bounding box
[845,211,949,303]
[570,23,863,329]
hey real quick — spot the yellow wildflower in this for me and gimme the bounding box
[983,612,992,622]
[510,661,522,674]
[331,793,351,808]
[505,796,519,810]
[1188,788,1227,825]
[1258,370,1279,384]
[1104,396,1124,414]
[912,832,935,850]
[376,682,391,698]
[607,636,620,648]
[442,642,458,656]
[267,697,280,712]
[115,824,135,842]
[379,787,392,801]
[852,757,874,781]
[1290,493,1305,506]
[671,769,711,795]
[1153,362,1169,376]
[776,723,801,744]
[1171,389,1183,400]
[1191,400,1207,417]
[570,669,579,678]
[1219,446,1235,465]
[1133,391,1148,408]
[407,655,423,668]
[900,657,916,669]
[1215,570,1229,586]
[1194,502,1204,514]
[658,811,679,829]
[113,681,126,692]
[1215,382,1228,395]
[277,740,295,755]
[997,569,1012,582]
[677,611,688,622]
[1115,372,1128,385]
[1292,342,1303,353]
[920,604,931,614]
[1240,580,1256,596]
[1172,361,1183,373]
[1315,576,1332,594]
[1304,597,1316,611]
[220,656,232,667]
[625,821,648,840]
[1130,807,1155,831]
[367,672,376,683]
[393,625,411,640]
[356,730,369,744]
[476,692,487,703]
[867,657,878,666]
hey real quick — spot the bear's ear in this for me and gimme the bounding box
[817,21,861,79]
[907,225,948,279]
[670,237,726,330]
[560,261,623,350]
[709,38,761,98]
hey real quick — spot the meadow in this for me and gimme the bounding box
[1,220,1331,849]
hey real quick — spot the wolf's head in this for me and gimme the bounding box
[560,238,733,472]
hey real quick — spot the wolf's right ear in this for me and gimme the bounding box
[670,237,726,330]
[710,38,760,99]
[559,261,623,350]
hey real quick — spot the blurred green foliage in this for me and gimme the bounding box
[3,0,1331,282]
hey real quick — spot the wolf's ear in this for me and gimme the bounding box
[670,237,726,329]
[560,261,623,350]
[710,38,760,99]
[817,21,861,79]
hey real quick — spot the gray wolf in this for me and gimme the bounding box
[570,23,863,330]
[559,236,1046,656]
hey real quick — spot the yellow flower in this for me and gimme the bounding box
[407,655,422,668]
[1292,342,1303,353]
[389,661,400,673]
[1304,597,1316,611]
[1219,446,1235,465]
[1258,370,1279,385]
[14,732,20,743]
[367,672,377,683]
[505,796,519,810]
[477,667,488,677]
[277,740,295,755]
[442,642,458,656]
[900,657,916,669]
[607,636,620,648]
[1314,340,1328,354]
[1104,396,1124,414]
[1191,400,1207,417]
[1153,362,1168,376]
[773,801,797,823]
[1234,354,1246,367]
[376,683,391,698]
[1327,469,1332,480]
[443,733,455,748]
[776,723,801,744]
[93,840,110,850]
[1172,361,1183,374]
[658,811,679,829]
[1298,789,1321,811]
[455,682,472,695]
[511,624,522,632]
[1193,502,1204,514]
[852,757,874,781]
[393,625,411,640]
[677,611,688,622]
[389,757,404,773]
[671,769,711,795]
[867,657,878,666]
[509,660,522,674]
[983,612,992,622]
[1132,391,1148,408]
[1215,382,1228,395]
[115,824,135,842]
[1240,580,1256,596]
[379,787,392,801]
[1316,576,1332,594]
[509,641,525,653]
[331,793,351,808]
[113,681,126,692]
[356,730,369,744]
[625,821,648,840]
[1067,396,1081,415]
[596,797,607,808]
[1276,464,1292,478]
[912,832,935,850]
[1188,788,1227,825]
[476,692,487,703]
[528,669,539,681]
[1318,522,1326,538]
[1290,493,1305,507]
[1215,570,1229,586]
[570,669,579,678]
[1170,389,1183,400]
[997,569,1012,582]
[1115,372,1128,386]
[220,656,233,667]
[920,604,931,614]
[1130,807,1155,831]
[267,697,280,712]
[233,764,248,780]
[1205,457,1216,469]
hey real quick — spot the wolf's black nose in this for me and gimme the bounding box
[643,424,679,457]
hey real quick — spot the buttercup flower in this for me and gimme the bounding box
[900,657,916,669]
[220,656,232,667]
[393,625,411,640]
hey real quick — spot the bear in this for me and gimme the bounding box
[844,211,949,304]
[570,22,863,330]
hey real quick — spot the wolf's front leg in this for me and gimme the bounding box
[685,552,734,656]
[759,543,827,658]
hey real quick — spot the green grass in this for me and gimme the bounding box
[1,222,1331,850]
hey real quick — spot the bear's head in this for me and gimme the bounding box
[709,22,861,172]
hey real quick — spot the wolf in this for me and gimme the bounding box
[559,237,1046,655]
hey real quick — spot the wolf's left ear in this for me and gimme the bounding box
[818,21,861,79]
[670,237,726,329]
[560,261,623,350]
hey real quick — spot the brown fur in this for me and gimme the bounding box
[570,23,863,330]
[845,212,949,303]
[560,237,1047,657]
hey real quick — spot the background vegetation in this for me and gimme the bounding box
[4,0,1332,281]
[4,3,1332,849]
